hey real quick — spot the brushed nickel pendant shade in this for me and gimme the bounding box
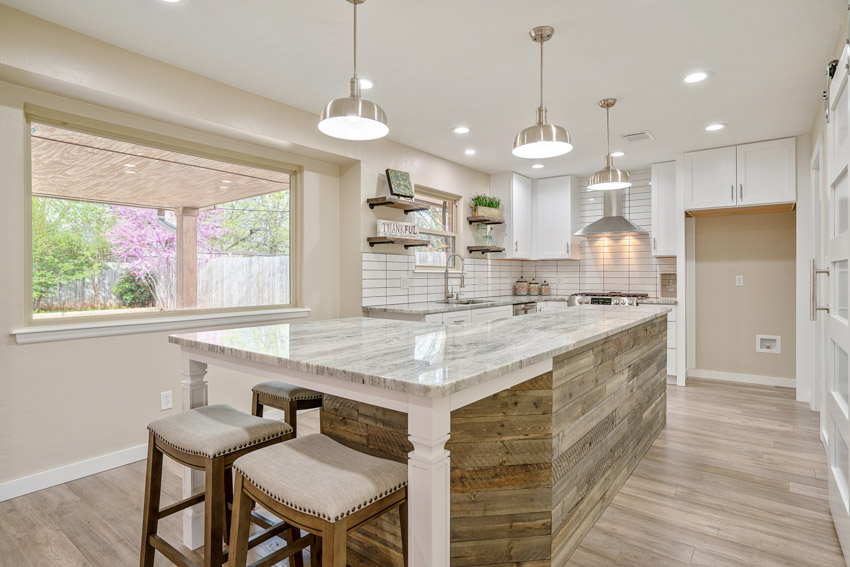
[318,0,389,141]
[512,26,573,159]
[588,98,631,190]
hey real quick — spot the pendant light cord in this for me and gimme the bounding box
[539,38,544,108]
[353,1,358,79]
[605,106,611,158]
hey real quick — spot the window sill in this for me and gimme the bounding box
[10,307,312,345]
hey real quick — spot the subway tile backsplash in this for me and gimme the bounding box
[362,171,677,307]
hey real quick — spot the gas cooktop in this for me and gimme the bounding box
[570,292,649,298]
[568,291,648,306]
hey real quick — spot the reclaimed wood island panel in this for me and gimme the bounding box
[321,315,668,566]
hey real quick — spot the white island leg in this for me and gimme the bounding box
[181,353,208,549]
[407,396,452,567]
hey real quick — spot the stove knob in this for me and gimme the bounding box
[583,297,590,305]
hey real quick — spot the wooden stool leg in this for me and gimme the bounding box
[286,400,298,437]
[227,472,253,567]
[399,501,409,567]
[321,521,346,567]
[223,468,233,545]
[204,458,226,567]
[252,392,263,417]
[139,433,163,567]
[285,526,305,567]
[310,536,322,567]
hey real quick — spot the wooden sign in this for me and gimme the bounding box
[377,220,419,238]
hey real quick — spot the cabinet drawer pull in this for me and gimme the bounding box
[566,242,570,255]
[653,237,657,250]
[739,184,743,201]
[514,240,518,252]
[730,184,734,201]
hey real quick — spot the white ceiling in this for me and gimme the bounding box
[4,0,845,178]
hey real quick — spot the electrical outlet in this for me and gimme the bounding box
[400,276,409,289]
[160,390,173,411]
[735,275,744,287]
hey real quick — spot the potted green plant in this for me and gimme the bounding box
[471,194,502,220]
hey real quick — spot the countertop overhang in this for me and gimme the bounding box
[169,305,672,398]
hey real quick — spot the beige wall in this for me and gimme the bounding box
[0,6,487,484]
[695,211,797,379]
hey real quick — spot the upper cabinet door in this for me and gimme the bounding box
[511,173,534,258]
[535,175,579,260]
[736,138,796,206]
[651,161,677,257]
[684,146,737,210]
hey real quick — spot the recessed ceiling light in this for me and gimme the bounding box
[359,78,375,90]
[705,123,726,131]
[219,186,228,189]
[610,151,625,157]
[452,126,470,134]
[222,180,232,183]
[123,164,136,167]
[532,164,545,169]
[124,170,136,174]
[160,0,186,3]
[465,149,476,156]
[684,71,709,83]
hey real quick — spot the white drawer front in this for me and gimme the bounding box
[667,322,677,349]
[470,306,512,323]
[667,348,677,376]
[424,313,443,324]
[443,311,472,325]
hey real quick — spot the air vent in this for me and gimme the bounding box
[621,130,655,142]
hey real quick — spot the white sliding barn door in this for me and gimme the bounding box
[826,41,850,565]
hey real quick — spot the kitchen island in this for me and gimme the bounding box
[169,305,670,566]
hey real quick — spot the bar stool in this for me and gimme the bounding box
[251,381,323,437]
[227,433,409,567]
[140,403,308,567]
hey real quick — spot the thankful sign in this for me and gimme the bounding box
[377,220,420,238]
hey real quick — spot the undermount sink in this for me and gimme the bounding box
[437,299,493,305]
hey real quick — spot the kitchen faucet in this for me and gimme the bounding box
[444,253,466,301]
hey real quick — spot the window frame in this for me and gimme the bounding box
[24,106,302,326]
[411,187,461,271]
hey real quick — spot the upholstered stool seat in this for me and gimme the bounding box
[140,405,308,567]
[227,434,409,567]
[148,403,293,458]
[251,381,323,437]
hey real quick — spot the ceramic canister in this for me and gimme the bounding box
[541,280,551,296]
[529,278,540,296]
[515,276,528,296]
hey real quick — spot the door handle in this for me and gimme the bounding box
[811,258,830,321]
[730,185,734,202]
[739,184,744,201]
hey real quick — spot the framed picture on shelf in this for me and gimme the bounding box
[385,169,415,199]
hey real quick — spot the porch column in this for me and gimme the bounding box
[176,207,198,309]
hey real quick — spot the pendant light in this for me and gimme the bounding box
[512,26,573,159]
[588,98,631,190]
[318,0,388,141]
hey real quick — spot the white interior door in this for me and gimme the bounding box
[813,136,826,421]
[826,42,850,564]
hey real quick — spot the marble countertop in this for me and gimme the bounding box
[170,305,672,398]
[365,295,677,315]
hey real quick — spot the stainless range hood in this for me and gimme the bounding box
[574,189,648,237]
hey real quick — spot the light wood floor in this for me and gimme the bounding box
[0,379,843,567]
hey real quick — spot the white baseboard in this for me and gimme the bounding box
[0,444,147,502]
[688,368,796,389]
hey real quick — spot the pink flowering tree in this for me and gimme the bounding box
[106,206,229,310]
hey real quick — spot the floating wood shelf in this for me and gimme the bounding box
[368,236,430,249]
[367,196,430,214]
[467,246,505,254]
[467,215,505,226]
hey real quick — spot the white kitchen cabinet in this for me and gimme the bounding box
[736,138,796,206]
[537,301,570,313]
[534,175,580,260]
[442,311,472,325]
[683,146,737,210]
[469,305,512,322]
[684,137,796,211]
[650,161,677,257]
[489,172,534,259]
